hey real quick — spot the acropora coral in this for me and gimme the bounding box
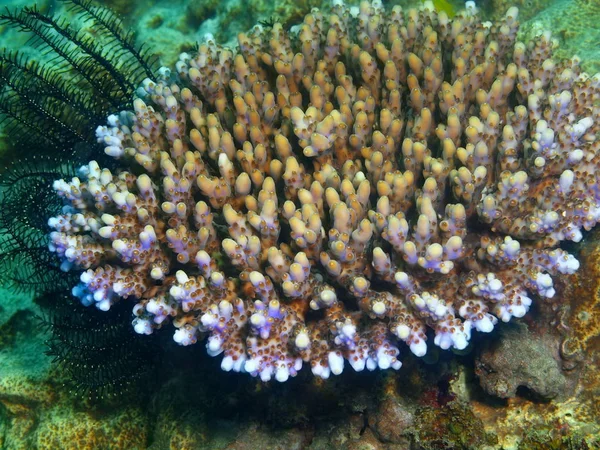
[47,0,600,382]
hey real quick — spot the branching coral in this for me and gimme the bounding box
[47,0,600,382]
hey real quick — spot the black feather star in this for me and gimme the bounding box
[0,156,79,293]
[37,289,159,403]
[0,0,161,404]
[0,0,156,157]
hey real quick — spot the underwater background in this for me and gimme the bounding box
[0,0,598,449]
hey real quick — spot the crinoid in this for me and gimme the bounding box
[0,0,155,158]
[0,156,79,292]
[0,0,160,403]
[38,289,159,403]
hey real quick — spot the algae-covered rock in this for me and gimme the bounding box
[413,400,498,450]
[475,323,567,399]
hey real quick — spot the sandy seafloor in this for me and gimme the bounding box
[0,0,599,448]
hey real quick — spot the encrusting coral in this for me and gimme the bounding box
[47,0,600,382]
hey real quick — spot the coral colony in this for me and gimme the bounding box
[47,0,599,382]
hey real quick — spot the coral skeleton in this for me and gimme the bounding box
[48,0,599,382]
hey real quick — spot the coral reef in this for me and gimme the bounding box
[47,0,600,384]
[2,1,600,449]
